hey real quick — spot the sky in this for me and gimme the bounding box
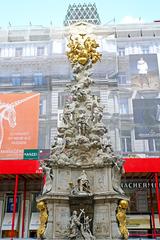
[0,0,160,28]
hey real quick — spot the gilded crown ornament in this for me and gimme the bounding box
[67,35,102,65]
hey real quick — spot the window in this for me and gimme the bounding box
[15,47,23,57]
[5,194,20,213]
[31,193,39,212]
[117,73,127,85]
[136,191,148,212]
[119,98,129,114]
[37,46,44,56]
[141,45,149,54]
[39,127,46,149]
[53,41,63,53]
[39,98,46,115]
[155,138,160,151]
[148,138,160,152]
[121,130,132,152]
[50,127,57,145]
[11,74,21,86]
[34,73,43,85]
[156,44,160,53]
[118,47,125,56]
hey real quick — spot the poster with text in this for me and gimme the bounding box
[133,99,160,139]
[0,93,40,159]
[129,54,160,90]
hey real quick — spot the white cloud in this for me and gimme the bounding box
[120,16,144,24]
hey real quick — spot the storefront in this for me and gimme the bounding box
[0,160,42,238]
[123,158,160,238]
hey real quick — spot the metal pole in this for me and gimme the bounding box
[149,175,156,238]
[21,178,26,238]
[155,173,160,222]
[11,174,19,238]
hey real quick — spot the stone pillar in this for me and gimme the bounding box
[93,200,111,239]
[41,197,70,240]
[44,201,54,239]
[110,201,121,239]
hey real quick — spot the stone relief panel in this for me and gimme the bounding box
[94,168,107,193]
[110,202,117,219]
[55,205,70,237]
[47,203,54,220]
[93,205,110,237]
[56,169,71,192]
[88,170,94,190]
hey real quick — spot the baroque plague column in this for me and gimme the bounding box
[37,34,128,240]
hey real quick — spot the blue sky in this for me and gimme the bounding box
[0,0,160,28]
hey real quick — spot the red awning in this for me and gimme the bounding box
[0,160,42,174]
[124,158,160,173]
[0,158,160,175]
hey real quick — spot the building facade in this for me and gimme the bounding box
[0,14,160,238]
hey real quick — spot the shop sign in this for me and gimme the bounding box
[121,181,160,189]
[23,149,39,160]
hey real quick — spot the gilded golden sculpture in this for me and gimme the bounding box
[37,201,48,239]
[67,35,102,65]
[116,200,129,240]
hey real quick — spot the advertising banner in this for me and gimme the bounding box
[129,54,160,90]
[0,93,40,159]
[133,99,160,139]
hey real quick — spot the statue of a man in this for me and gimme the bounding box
[41,162,54,194]
[77,170,90,192]
[69,209,84,239]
